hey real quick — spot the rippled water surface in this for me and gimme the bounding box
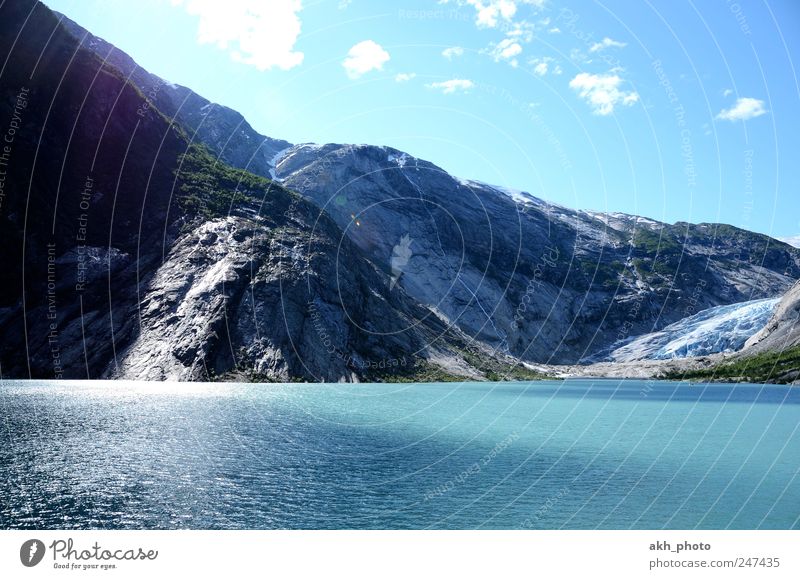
[1,379,798,529]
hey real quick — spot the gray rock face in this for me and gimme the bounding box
[272,143,800,364]
[111,208,471,382]
[743,280,800,354]
[3,1,798,382]
[0,1,474,382]
[54,5,800,367]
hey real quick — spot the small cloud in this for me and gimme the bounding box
[504,21,535,42]
[530,56,561,76]
[427,78,475,94]
[338,0,352,8]
[442,0,545,29]
[589,37,627,52]
[569,47,585,62]
[172,0,304,71]
[486,37,523,66]
[548,27,561,33]
[723,88,733,97]
[395,72,416,82]
[715,97,767,121]
[569,72,639,115]
[442,46,465,60]
[342,40,390,79]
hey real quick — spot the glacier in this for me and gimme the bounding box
[595,297,780,362]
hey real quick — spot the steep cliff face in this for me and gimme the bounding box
[272,143,800,364]
[0,0,188,377]
[109,189,476,382]
[743,280,800,354]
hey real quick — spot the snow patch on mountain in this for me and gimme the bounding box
[268,146,293,180]
[387,152,411,167]
[779,235,800,249]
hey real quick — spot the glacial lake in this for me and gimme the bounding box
[1,379,798,529]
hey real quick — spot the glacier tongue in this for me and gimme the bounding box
[598,297,780,362]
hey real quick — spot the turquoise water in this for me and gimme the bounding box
[0,379,798,529]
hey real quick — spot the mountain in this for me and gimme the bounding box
[1,0,798,382]
[0,0,517,382]
[272,143,800,364]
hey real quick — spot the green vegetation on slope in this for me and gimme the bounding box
[664,345,800,384]
[176,144,275,218]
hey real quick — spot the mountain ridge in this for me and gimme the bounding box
[1,0,798,382]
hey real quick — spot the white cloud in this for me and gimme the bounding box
[548,27,561,33]
[716,97,767,121]
[530,56,561,76]
[486,37,523,66]
[723,88,733,97]
[589,37,627,53]
[569,72,639,115]
[504,20,535,42]
[427,79,475,94]
[342,40,390,79]
[395,72,416,82]
[443,0,544,29]
[569,48,585,62]
[172,0,304,71]
[442,46,465,60]
[529,56,564,76]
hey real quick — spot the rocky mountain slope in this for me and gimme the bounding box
[272,143,800,364]
[0,0,512,382]
[743,280,800,355]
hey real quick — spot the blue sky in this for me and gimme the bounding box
[43,0,800,241]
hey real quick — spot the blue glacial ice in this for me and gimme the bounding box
[599,297,780,362]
